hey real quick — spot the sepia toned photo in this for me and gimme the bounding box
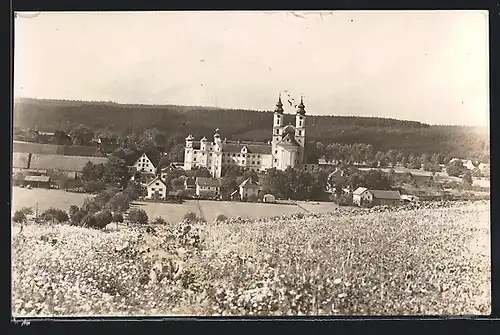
[12,11,490,317]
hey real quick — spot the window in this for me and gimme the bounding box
[298,130,301,136]
[194,158,197,161]
[238,154,240,157]
[203,153,205,156]
[274,159,277,162]
[209,153,212,156]
[275,150,278,154]
[252,161,255,165]
[150,169,153,172]
[258,155,260,158]
[151,188,155,191]
[156,182,159,186]
[276,130,279,135]
[257,161,260,165]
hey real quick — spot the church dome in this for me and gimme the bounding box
[296,96,306,115]
[185,134,194,141]
[274,94,284,114]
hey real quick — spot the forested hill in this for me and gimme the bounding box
[13,98,489,158]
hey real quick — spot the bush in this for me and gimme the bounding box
[82,197,102,214]
[153,216,167,225]
[215,214,228,222]
[12,210,27,223]
[39,208,69,223]
[69,205,87,226]
[184,211,198,223]
[81,214,98,228]
[247,194,258,202]
[106,192,131,212]
[112,212,124,223]
[83,180,106,193]
[129,208,149,225]
[94,210,113,229]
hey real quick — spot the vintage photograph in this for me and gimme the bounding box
[12,11,490,317]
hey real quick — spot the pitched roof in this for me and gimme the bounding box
[128,150,161,168]
[240,177,260,189]
[30,154,108,172]
[353,187,368,195]
[13,152,30,169]
[13,141,100,157]
[223,142,272,154]
[146,176,167,188]
[196,177,221,187]
[369,190,401,200]
[25,175,51,182]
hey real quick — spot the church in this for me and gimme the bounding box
[183,95,308,178]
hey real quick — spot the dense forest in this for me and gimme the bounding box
[13,98,489,159]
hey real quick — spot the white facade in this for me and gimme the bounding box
[195,177,221,197]
[352,187,372,206]
[184,96,308,178]
[133,153,156,174]
[146,177,167,199]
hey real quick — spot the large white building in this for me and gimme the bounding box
[184,95,308,178]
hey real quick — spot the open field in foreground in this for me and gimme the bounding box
[11,187,338,223]
[12,201,490,316]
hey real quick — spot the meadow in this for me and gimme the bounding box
[11,201,490,316]
[11,187,337,223]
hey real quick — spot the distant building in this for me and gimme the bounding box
[353,187,401,206]
[238,177,261,201]
[146,176,167,199]
[130,152,158,187]
[195,177,221,197]
[24,175,51,189]
[401,194,420,202]
[184,95,308,178]
[463,160,476,170]
[28,154,108,179]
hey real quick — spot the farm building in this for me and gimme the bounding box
[13,141,103,157]
[29,154,108,179]
[238,177,261,201]
[24,175,51,189]
[401,194,420,202]
[146,176,167,200]
[12,152,31,173]
[353,187,401,206]
[195,177,221,197]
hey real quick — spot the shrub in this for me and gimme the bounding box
[153,216,167,225]
[94,210,113,229]
[82,197,102,214]
[129,208,149,225]
[106,192,131,212]
[83,180,106,193]
[112,212,124,223]
[247,194,258,202]
[81,214,98,228]
[12,210,27,223]
[184,211,198,223]
[39,208,69,223]
[69,205,87,226]
[215,214,228,222]
[124,182,142,200]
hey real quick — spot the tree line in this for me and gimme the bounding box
[13,97,489,160]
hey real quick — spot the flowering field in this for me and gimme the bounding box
[12,201,490,317]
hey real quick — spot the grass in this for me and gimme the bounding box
[12,187,338,223]
[11,201,490,316]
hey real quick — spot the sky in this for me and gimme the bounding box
[14,11,489,127]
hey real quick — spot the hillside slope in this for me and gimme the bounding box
[13,98,489,157]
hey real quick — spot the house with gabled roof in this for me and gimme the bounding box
[352,187,401,207]
[129,151,161,186]
[195,177,221,197]
[146,176,167,200]
[238,177,261,201]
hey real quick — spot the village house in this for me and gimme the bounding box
[237,177,261,201]
[195,177,221,197]
[353,187,401,207]
[24,175,51,189]
[146,176,168,200]
[129,152,159,187]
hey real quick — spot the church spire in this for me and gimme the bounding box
[296,95,306,115]
[274,94,284,114]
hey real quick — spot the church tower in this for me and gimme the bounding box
[295,96,306,164]
[271,94,284,168]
